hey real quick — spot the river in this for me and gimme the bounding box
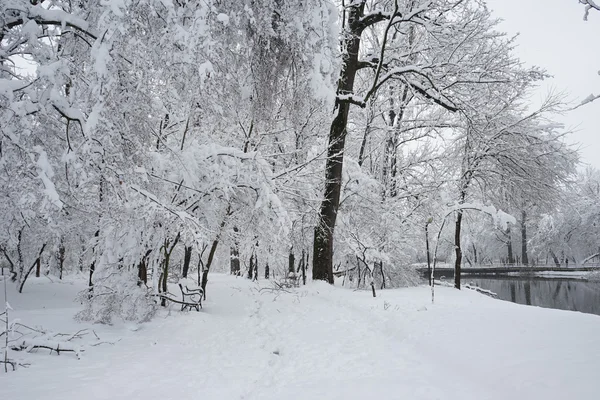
[464,276,600,316]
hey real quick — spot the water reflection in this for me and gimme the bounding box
[466,277,600,316]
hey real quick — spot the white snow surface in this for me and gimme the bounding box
[2,274,600,399]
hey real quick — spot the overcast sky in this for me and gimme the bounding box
[484,0,600,169]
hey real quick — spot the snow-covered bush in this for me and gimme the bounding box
[76,268,156,325]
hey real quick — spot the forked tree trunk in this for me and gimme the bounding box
[160,233,180,307]
[18,243,47,293]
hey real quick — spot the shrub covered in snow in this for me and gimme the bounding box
[76,269,155,324]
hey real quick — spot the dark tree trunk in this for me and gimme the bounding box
[201,269,209,299]
[371,272,376,298]
[288,251,295,275]
[138,249,151,286]
[58,240,65,280]
[301,249,306,285]
[248,254,254,280]
[202,237,220,300]
[379,261,386,289]
[182,246,192,278]
[356,256,362,289]
[521,209,529,266]
[313,3,364,284]
[160,233,181,307]
[17,229,23,283]
[454,210,463,289]
[89,261,95,295]
[425,221,431,286]
[88,230,100,296]
[230,225,240,275]
[265,263,270,279]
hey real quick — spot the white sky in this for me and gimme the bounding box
[484,0,600,169]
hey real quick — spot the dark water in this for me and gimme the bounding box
[465,277,600,316]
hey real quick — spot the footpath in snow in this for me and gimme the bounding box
[2,273,600,400]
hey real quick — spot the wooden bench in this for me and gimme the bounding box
[178,283,203,311]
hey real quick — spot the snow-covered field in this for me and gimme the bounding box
[2,274,600,400]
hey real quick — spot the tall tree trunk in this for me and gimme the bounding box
[17,229,24,283]
[201,238,219,300]
[35,258,41,278]
[288,251,295,275]
[230,226,240,275]
[182,246,192,278]
[313,3,364,284]
[379,261,386,289]
[358,98,375,167]
[521,209,529,266]
[301,249,306,285]
[138,249,151,286]
[454,210,463,289]
[58,239,65,280]
[425,220,431,286]
[88,230,100,297]
[248,253,254,280]
[160,233,180,307]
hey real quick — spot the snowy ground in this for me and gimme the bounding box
[2,274,600,400]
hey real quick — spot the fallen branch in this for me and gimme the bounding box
[11,339,82,359]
